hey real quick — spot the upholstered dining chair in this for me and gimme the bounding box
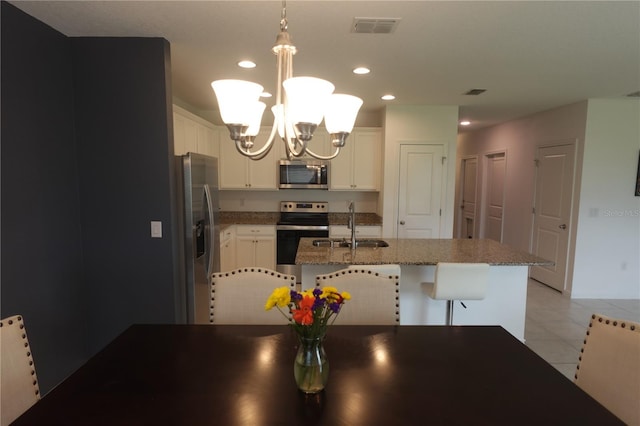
[421,262,489,325]
[315,268,399,325]
[210,267,296,324]
[1,315,40,426]
[574,313,640,425]
[347,264,401,280]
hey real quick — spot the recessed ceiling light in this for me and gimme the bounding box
[460,120,471,126]
[353,67,370,75]
[381,94,395,101]
[238,60,256,69]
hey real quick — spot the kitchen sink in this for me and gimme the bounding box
[312,239,347,248]
[312,239,389,248]
[354,239,389,248]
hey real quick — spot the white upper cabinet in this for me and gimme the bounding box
[214,125,380,190]
[219,128,278,190]
[173,105,219,157]
[296,131,333,159]
[197,126,217,158]
[330,128,381,191]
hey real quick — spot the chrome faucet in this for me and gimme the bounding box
[347,201,356,249]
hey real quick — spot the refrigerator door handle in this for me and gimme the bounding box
[203,183,215,278]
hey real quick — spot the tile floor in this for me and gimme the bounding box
[524,279,640,380]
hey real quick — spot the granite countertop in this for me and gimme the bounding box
[218,211,383,228]
[329,213,382,226]
[219,211,279,227]
[295,238,553,266]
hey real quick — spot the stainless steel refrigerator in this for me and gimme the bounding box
[176,153,220,324]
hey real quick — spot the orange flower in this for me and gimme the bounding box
[292,295,315,325]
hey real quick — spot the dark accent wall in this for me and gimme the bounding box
[1,1,179,394]
[71,37,178,355]
[1,1,86,393]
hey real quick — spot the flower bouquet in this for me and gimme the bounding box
[265,286,350,393]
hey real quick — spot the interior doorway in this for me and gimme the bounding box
[482,152,506,242]
[530,142,576,292]
[458,156,478,238]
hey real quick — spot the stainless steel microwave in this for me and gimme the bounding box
[278,160,329,189]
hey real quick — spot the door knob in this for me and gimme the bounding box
[559,224,567,230]
[399,221,405,225]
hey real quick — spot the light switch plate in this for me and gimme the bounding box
[151,221,162,238]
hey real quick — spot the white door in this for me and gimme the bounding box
[397,144,444,238]
[458,157,478,238]
[530,143,576,292]
[483,153,506,242]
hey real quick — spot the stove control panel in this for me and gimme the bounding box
[280,201,328,213]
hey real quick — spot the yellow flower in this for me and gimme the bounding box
[301,288,316,298]
[265,286,291,310]
[341,291,351,301]
[320,286,339,300]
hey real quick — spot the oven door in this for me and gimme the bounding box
[276,225,329,283]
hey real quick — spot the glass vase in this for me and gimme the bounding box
[294,336,329,394]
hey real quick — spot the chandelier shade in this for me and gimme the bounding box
[282,76,335,126]
[246,101,267,137]
[211,79,264,125]
[210,1,362,160]
[325,94,364,135]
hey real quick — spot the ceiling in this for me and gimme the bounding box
[9,0,640,131]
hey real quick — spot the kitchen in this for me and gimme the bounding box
[2,0,638,398]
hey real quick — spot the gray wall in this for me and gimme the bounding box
[1,2,179,393]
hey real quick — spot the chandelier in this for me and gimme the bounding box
[211,1,363,161]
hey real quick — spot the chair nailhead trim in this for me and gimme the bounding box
[210,268,295,324]
[575,313,640,382]
[1,315,40,398]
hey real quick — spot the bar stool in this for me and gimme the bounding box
[422,263,489,325]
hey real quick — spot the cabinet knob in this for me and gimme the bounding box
[399,220,405,225]
[559,224,567,230]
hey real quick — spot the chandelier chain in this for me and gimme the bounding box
[280,0,288,32]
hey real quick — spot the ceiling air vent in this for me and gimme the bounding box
[352,17,401,34]
[464,89,487,96]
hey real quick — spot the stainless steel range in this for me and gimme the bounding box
[276,201,329,283]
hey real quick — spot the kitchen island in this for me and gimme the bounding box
[296,238,552,341]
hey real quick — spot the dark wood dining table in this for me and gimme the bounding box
[14,324,621,425]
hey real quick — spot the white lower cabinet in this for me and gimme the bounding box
[234,225,276,269]
[220,226,236,271]
[330,225,382,239]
